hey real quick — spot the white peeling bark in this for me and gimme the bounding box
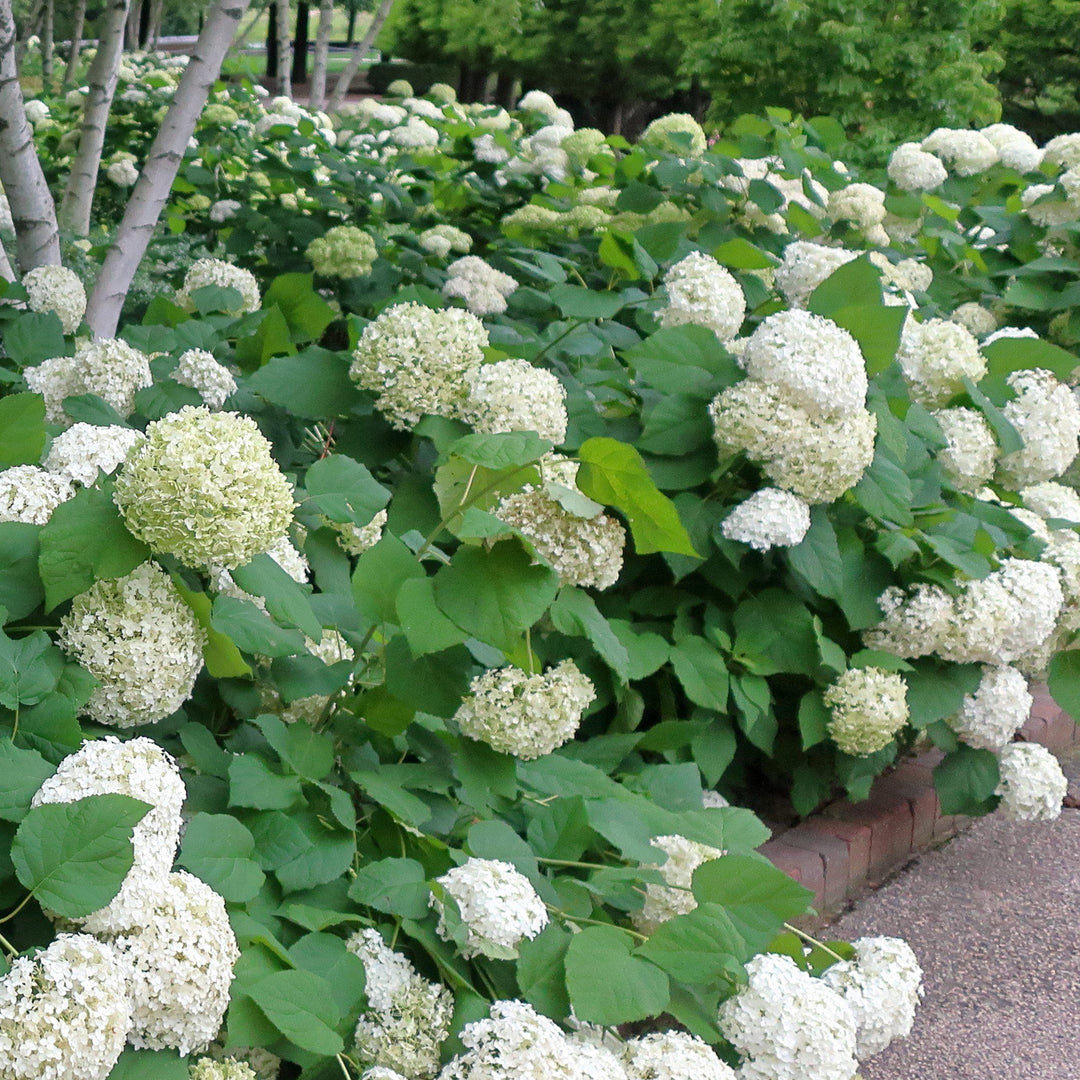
[0,0,60,271]
[275,0,292,97]
[0,239,15,282]
[308,0,333,110]
[85,0,253,338]
[61,0,87,87]
[326,0,393,113]
[59,0,130,237]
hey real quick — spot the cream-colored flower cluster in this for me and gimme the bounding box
[176,258,261,315]
[172,348,238,409]
[660,251,746,343]
[307,225,377,279]
[995,741,1068,821]
[443,256,518,316]
[896,317,985,406]
[633,833,725,934]
[721,487,811,552]
[0,465,73,524]
[824,667,909,756]
[462,358,568,443]
[43,423,144,487]
[23,265,86,333]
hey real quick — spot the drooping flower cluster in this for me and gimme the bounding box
[347,929,454,1078]
[420,223,472,257]
[58,562,206,728]
[718,953,859,1080]
[659,252,746,343]
[442,256,518,316]
[824,667,910,756]
[921,128,999,175]
[323,507,387,557]
[431,858,548,959]
[721,488,811,551]
[622,1031,737,1080]
[32,737,186,933]
[895,318,985,406]
[26,338,153,424]
[0,934,132,1080]
[172,348,238,409]
[43,423,144,486]
[995,741,1068,821]
[23,265,86,333]
[188,1060,257,1080]
[773,242,858,309]
[176,258,261,315]
[1021,481,1080,524]
[997,369,1080,486]
[863,584,954,659]
[114,406,295,569]
[633,834,725,934]
[887,142,948,192]
[0,465,73,523]
[933,407,997,492]
[306,225,377,279]
[461,358,568,443]
[949,665,1032,751]
[454,660,596,759]
[640,113,707,156]
[949,302,997,338]
[350,302,488,429]
[821,936,924,1059]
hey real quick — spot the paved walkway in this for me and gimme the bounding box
[830,750,1080,1079]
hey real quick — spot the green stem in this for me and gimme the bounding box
[532,319,588,366]
[537,857,613,870]
[0,893,33,926]
[0,930,16,957]
[783,922,846,963]
[547,906,648,943]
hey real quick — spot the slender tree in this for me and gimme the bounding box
[0,0,60,271]
[147,0,166,48]
[275,0,293,96]
[125,0,141,49]
[292,0,309,84]
[59,0,132,237]
[40,0,53,83]
[309,0,334,109]
[61,0,88,87]
[86,0,254,337]
[326,0,394,112]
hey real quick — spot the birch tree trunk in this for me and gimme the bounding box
[275,0,292,97]
[326,0,394,113]
[59,0,130,237]
[85,0,253,337]
[0,0,60,271]
[308,0,333,111]
[148,0,165,49]
[40,0,53,83]
[233,3,265,51]
[0,241,15,282]
[61,0,87,87]
[125,0,141,50]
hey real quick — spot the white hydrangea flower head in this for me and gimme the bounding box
[350,302,488,429]
[346,929,453,1078]
[633,834,725,934]
[0,934,132,1080]
[461,358,567,443]
[996,741,1068,821]
[640,113,707,156]
[659,252,746,343]
[455,660,595,759]
[473,132,511,164]
[307,225,377,279]
[921,128,999,175]
[821,936,923,1060]
[43,423,144,487]
[177,259,261,315]
[949,665,1032,752]
[209,199,242,223]
[867,253,932,305]
[23,266,86,333]
[364,1070,409,1080]
[1042,132,1080,171]
[189,1060,257,1080]
[980,124,1042,172]
[1021,182,1074,227]
[622,1031,737,1080]
[323,507,387,557]
[983,325,1039,347]
[932,407,998,493]
[495,488,626,589]
[420,223,472,257]
[388,116,440,148]
[701,789,730,808]
[949,302,997,337]
[274,629,355,725]
[824,667,909,756]
[1022,481,1080,524]
[204,1043,281,1080]
[113,870,240,1056]
[997,369,1080,486]
[114,406,295,570]
[887,142,948,192]
[32,736,185,932]
[106,158,139,186]
[896,317,985,407]
[518,90,561,118]
[0,465,73,523]
[718,953,858,1080]
[773,242,858,309]
[25,338,153,424]
[827,183,886,230]
[741,310,866,418]
[721,488,811,551]
[442,256,518,316]
[173,349,238,409]
[23,98,50,124]
[58,562,205,728]
[431,858,548,959]
[940,558,1064,665]
[709,381,876,504]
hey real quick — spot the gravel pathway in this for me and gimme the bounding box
[830,750,1080,1079]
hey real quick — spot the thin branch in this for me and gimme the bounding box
[326,0,394,113]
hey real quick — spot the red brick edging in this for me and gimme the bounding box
[760,685,1078,919]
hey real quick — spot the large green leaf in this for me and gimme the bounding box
[248,969,344,1055]
[247,347,360,418]
[0,738,55,822]
[564,925,670,1024]
[231,552,323,639]
[934,744,1001,815]
[304,454,390,526]
[348,856,430,919]
[0,392,46,467]
[178,812,265,902]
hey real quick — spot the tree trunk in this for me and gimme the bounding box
[40,0,53,83]
[125,0,141,50]
[61,0,87,86]
[345,1,356,44]
[17,0,43,65]
[0,241,15,282]
[308,0,333,110]
[0,0,60,271]
[86,0,253,337]
[326,0,393,112]
[148,0,165,49]
[59,0,130,237]
[291,0,308,85]
[274,0,291,96]
[138,0,151,48]
[265,0,277,80]
[232,3,263,51]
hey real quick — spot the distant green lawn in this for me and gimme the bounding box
[247,8,371,45]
